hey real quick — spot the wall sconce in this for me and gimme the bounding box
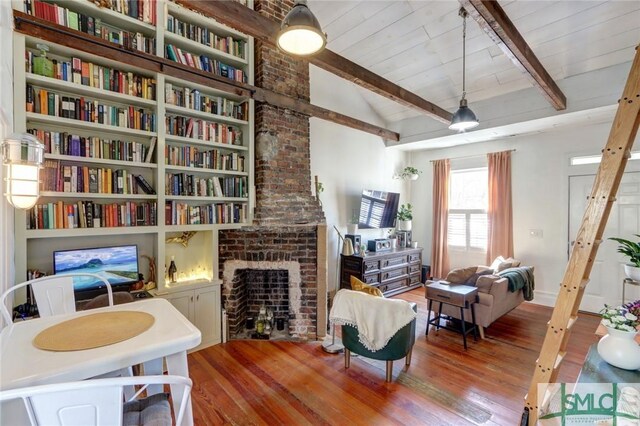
[2,133,44,210]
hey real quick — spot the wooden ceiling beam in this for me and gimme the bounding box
[13,12,399,141]
[461,0,567,110]
[175,0,453,124]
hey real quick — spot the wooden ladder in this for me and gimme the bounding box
[523,44,640,425]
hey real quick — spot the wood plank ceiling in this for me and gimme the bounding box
[309,0,640,123]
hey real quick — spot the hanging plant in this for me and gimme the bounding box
[399,167,422,181]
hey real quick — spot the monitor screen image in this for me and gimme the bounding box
[53,245,139,292]
[358,189,400,229]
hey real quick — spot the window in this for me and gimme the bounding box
[448,168,488,250]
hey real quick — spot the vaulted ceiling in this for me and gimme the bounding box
[310,0,640,129]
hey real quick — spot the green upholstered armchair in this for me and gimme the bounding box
[342,303,417,382]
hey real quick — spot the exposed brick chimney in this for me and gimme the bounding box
[252,0,324,226]
[219,0,326,341]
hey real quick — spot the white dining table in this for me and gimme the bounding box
[0,297,201,425]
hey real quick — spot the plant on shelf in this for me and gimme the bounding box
[399,166,422,181]
[347,209,359,234]
[397,203,413,231]
[608,235,640,280]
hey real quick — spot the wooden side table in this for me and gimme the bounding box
[622,278,640,305]
[425,282,478,350]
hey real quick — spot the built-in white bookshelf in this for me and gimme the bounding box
[12,0,254,342]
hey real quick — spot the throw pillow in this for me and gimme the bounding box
[464,268,494,285]
[489,256,506,271]
[505,257,521,267]
[350,276,384,297]
[496,261,515,273]
[445,266,477,284]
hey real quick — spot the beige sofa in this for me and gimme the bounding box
[427,268,530,338]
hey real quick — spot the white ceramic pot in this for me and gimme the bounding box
[347,223,358,234]
[597,325,640,370]
[624,264,640,282]
[409,174,419,181]
[398,220,412,231]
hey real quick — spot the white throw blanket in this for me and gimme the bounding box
[329,289,417,352]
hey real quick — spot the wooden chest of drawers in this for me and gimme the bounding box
[340,247,423,297]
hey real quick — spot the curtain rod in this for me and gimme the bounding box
[429,148,516,163]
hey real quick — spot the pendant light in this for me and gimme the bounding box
[449,8,479,132]
[2,133,44,210]
[277,0,327,56]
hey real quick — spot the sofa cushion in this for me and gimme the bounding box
[350,276,384,297]
[464,267,494,285]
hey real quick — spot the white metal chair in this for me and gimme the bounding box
[0,273,114,324]
[0,375,192,426]
[0,274,135,397]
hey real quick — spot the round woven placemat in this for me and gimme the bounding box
[33,311,155,352]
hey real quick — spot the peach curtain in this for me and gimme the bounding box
[486,151,514,264]
[430,159,450,279]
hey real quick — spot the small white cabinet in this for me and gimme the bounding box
[161,282,221,350]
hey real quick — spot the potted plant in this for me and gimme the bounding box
[347,209,359,234]
[597,300,640,370]
[608,235,640,281]
[400,166,421,181]
[397,204,413,231]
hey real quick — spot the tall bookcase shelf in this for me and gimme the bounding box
[45,155,158,169]
[12,0,255,343]
[26,113,158,137]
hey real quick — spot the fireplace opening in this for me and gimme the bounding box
[229,268,291,340]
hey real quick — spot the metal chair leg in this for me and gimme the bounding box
[386,360,393,382]
[345,349,351,369]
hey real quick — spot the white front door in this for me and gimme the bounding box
[569,172,640,312]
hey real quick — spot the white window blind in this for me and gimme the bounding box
[448,168,488,251]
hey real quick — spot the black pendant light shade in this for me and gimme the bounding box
[450,97,479,131]
[449,8,479,132]
[277,1,327,56]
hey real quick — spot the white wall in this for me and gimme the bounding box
[409,120,640,306]
[1,1,15,317]
[309,65,409,295]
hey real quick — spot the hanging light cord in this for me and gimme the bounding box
[459,7,468,100]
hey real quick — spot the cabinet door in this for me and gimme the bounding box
[164,290,194,323]
[194,286,221,347]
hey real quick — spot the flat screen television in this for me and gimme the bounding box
[357,189,400,229]
[53,245,139,300]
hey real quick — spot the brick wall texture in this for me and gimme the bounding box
[218,0,324,340]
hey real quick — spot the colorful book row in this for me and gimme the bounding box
[27,200,157,230]
[28,129,154,164]
[166,14,246,59]
[165,201,247,225]
[165,173,247,198]
[26,85,157,132]
[42,160,156,195]
[87,0,157,25]
[165,145,245,172]
[165,115,241,145]
[27,49,156,100]
[24,0,156,54]
[165,83,247,120]
[165,44,246,83]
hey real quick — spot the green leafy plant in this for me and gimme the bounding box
[400,166,422,180]
[397,204,413,221]
[600,301,639,331]
[609,235,640,267]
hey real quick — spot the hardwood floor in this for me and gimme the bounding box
[188,288,600,425]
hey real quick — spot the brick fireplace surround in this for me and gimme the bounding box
[218,0,327,341]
